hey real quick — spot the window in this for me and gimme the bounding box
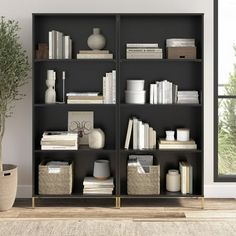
[215,0,236,181]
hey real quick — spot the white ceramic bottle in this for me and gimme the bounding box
[87,28,106,50]
[166,169,181,192]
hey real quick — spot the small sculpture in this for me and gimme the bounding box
[45,70,56,104]
[88,128,105,149]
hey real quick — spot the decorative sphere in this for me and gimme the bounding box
[87,28,106,50]
[88,128,105,149]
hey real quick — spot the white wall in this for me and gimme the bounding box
[1,0,235,198]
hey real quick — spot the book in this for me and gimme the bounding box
[83,177,114,186]
[144,123,149,149]
[138,121,144,150]
[149,127,154,149]
[49,30,57,59]
[132,117,139,149]
[66,92,100,96]
[158,143,197,149]
[126,48,162,53]
[64,36,71,59]
[112,70,116,104]
[77,53,113,59]
[153,130,157,148]
[127,52,163,59]
[159,139,196,145]
[150,84,155,104]
[126,43,159,48]
[124,119,133,149]
[79,50,110,54]
[41,145,78,150]
[67,100,103,104]
[67,96,103,100]
[179,161,187,194]
[56,31,63,59]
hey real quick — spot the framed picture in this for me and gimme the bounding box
[68,111,94,145]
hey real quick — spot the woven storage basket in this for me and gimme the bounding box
[128,165,160,195]
[39,161,73,195]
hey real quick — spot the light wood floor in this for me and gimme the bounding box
[0,198,236,221]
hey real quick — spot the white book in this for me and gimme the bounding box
[112,70,116,104]
[69,39,72,59]
[103,76,108,104]
[159,81,163,104]
[179,162,187,194]
[126,43,159,48]
[144,123,149,149]
[127,53,163,59]
[77,54,113,59]
[149,127,154,149]
[49,30,57,59]
[138,121,144,150]
[106,72,113,104]
[133,118,139,150]
[153,130,156,148]
[127,48,162,53]
[159,143,197,149]
[41,145,78,150]
[153,84,157,104]
[124,119,133,149]
[67,100,103,104]
[156,82,160,104]
[150,84,154,104]
[79,50,110,54]
[48,31,53,59]
[66,92,100,96]
[64,36,70,59]
[83,177,114,186]
[56,31,63,59]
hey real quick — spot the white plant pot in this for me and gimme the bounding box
[0,164,17,211]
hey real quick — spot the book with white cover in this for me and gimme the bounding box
[156,82,160,104]
[144,123,149,149]
[77,53,113,59]
[153,130,157,148]
[138,121,144,150]
[49,30,57,59]
[67,92,100,96]
[112,70,116,104]
[127,48,162,53]
[67,100,103,104]
[150,84,155,104]
[41,145,78,150]
[83,177,114,186]
[124,119,133,149]
[103,76,108,104]
[48,31,53,59]
[132,118,139,149]
[64,36,71,59]
[56,31,63,59]
[179,161,187,194]
[153,83,158,104]
[159,143,197,149]
[127,52,163,59]
[159,139,196,145]
[106,72,113,104]
[149,127,154,149]
[126,43,159,48]
[79,50,110,54]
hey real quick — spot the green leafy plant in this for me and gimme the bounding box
[0,17,30,171]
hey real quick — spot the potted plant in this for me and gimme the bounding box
[0,17,30,211]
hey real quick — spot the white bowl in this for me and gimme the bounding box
[125,90,146,104]
[127,80,145,91]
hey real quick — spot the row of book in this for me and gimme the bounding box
[77,50,113,59]
[124,117,157,150]
[149,80,178,104]
[158,139,197,150]
[83,177,114,195]
[49,30,72,59]
[177,91,199,104]
[179,161,193,194]
[126,43,163,59]
[40,131,78,150]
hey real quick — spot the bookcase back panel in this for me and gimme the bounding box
[120,106,202,149]
[34,15,117,59]
[34,107,117,149]
[120,15,202,59]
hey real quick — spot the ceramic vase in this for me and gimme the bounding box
[166,169,181,192]
[88,128,105,149]
[93,160,110,179]
[87,28,106,50]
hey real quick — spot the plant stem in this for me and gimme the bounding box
[0,113,5,172]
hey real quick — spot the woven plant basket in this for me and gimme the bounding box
[127,165,160,195]
[39,161,73,195]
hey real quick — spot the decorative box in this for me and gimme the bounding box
[167,47,197,59]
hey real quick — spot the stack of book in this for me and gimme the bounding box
[124,117,157,150]
[149,80,178,104]
[166,38,195,48]
[179,161,193,194]
[76,50,113,59]
[83,177,114,195]
[158,139,197,150]
[103,70,116,104]
[177,91,199,104]
[40,131,78,150]
[67,92,103,104]
[49,30,72,59]
[126,43,163,59]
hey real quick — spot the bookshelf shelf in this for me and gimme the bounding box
[33,13,204,207]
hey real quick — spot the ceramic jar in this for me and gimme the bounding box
[88,128,105,149]
[166,169,181,192]
[87,28,106,50]
[93,160,110,179]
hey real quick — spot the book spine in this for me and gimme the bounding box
[106,72,113,104]
[153,84,157,104]
[112,70,116,104]
[189,165,193,194]
[153,130,156,148]
[138,121,144,150]
[133,118,138,150]
[149,127,153,149]
[150,84,154,104]
[103,76,107,104]
[186,163,190,194]
[64,36,70,59]
[180,162,187,194]
[56,31,63,59]
[144,123,149,149]
[126,43,159,48]
[124,119,133,149]
[77,54,113,59]
[127,48,162,53]
[49,31,52,59]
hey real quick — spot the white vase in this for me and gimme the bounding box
[166,169,181,192]
[88,128,105,149]
[93,160,110,179]
[45,79,56,104]
[87,28,106,50]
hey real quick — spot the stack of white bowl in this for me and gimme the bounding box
[125,80,146,104]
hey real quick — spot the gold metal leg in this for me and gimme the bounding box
[32,197,35,208]
[115,197,121,209]
[201,197,204,209]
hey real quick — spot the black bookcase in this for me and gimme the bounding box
[32,13,204,207]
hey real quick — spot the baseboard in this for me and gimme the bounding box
[205,184,236,198]
[17,185,32,198]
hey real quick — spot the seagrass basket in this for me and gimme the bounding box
[127,165,160,195]
[38,161,73,195]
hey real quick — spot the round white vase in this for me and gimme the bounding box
[88,128,105,149]
[93,160,110,180]
[87,28,106,50]
[166,169,181,192]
